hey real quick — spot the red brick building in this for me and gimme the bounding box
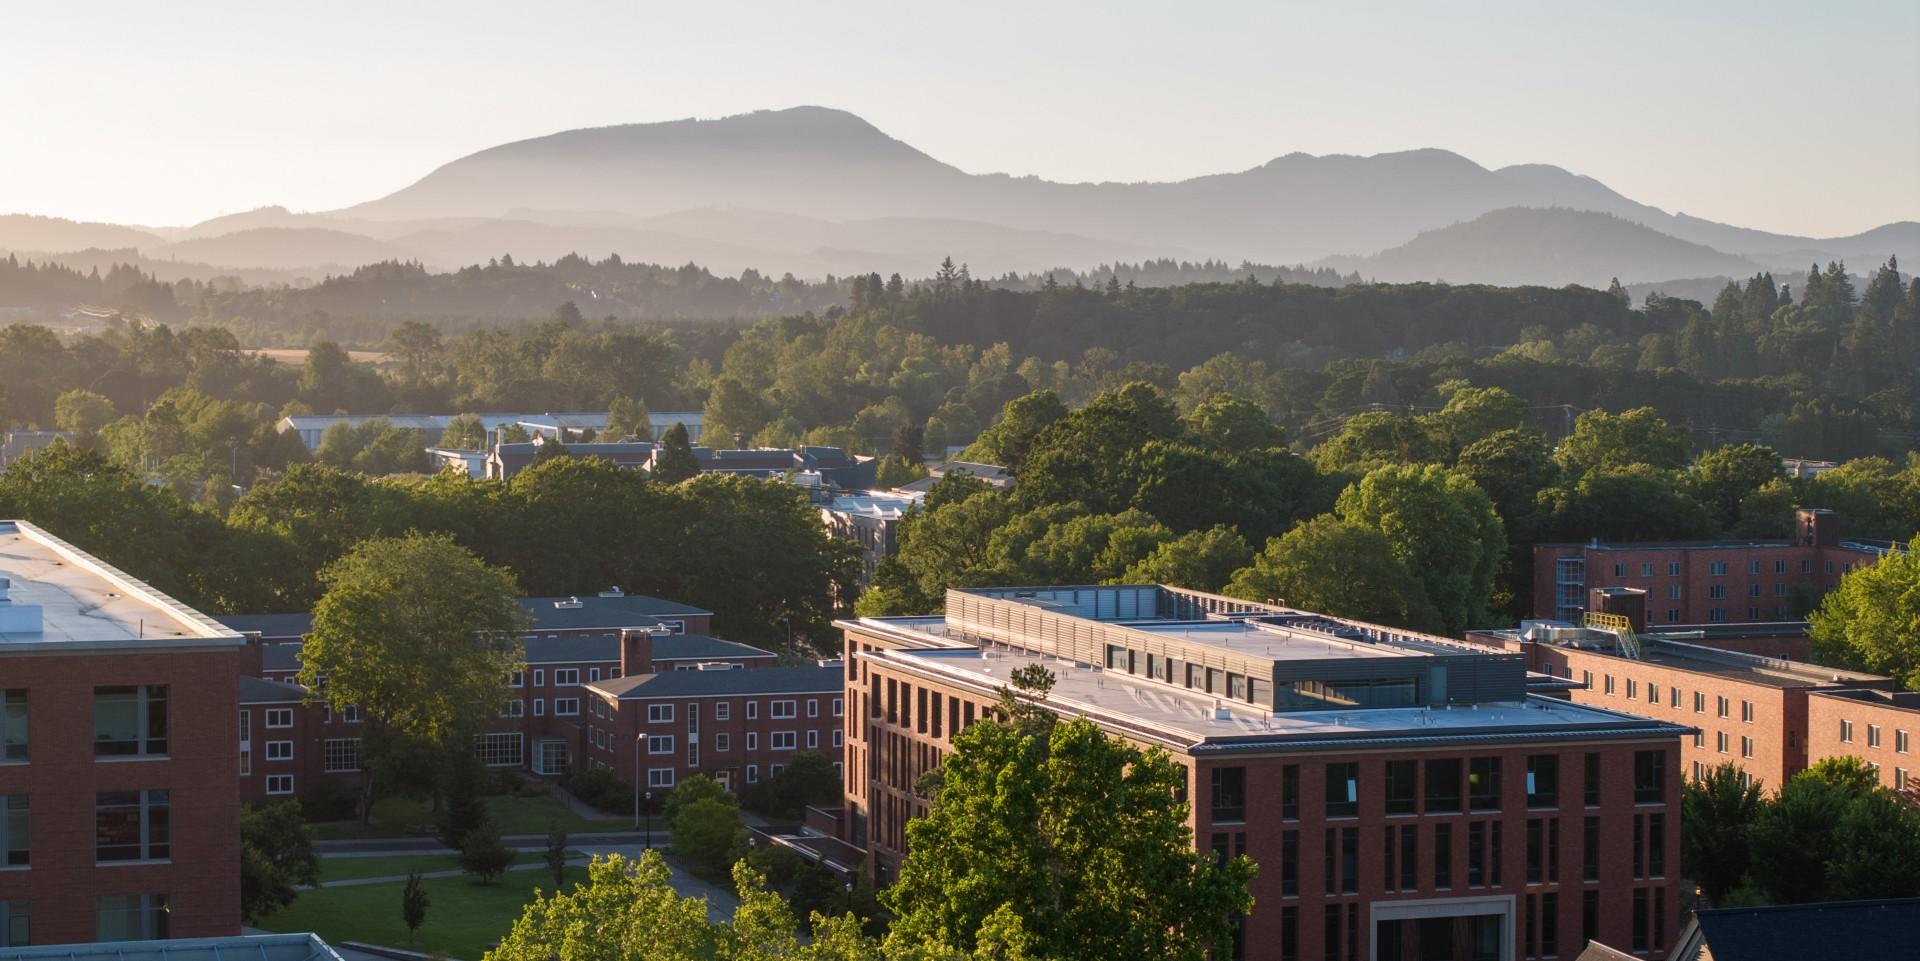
[1806,689,1919,792]
[1532,509,1895,625]
[841,587,1691,961]
[1471,623,1892,791]
[220,591,775,792]
[0,520,243,946]
[582,629,844,795]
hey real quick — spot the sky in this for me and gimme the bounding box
[3,1,1915,237]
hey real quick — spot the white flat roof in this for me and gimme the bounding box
[869,642,1685,749]
[0,520,243,650]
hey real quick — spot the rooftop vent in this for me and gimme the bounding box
[554,597,584,610]
[695,661,741,671]
[1212,700,1231,721]
[598,587,625,598]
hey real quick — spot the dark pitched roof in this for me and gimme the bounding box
[590,665,842,700]
[524,635,618,664]
[261,642,303,673]
[520,594,713,630]
[215,613,314,640]
[240,676,307,704]
[654,634,778,662]
[1675,898,1920,961]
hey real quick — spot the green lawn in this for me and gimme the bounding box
[313,794,628,840]
[317,850,585,883]
[317,854,463,883]
[259,865,590,960]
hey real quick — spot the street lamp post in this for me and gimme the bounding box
[644,791,654,850]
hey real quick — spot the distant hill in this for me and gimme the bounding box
[151,228,421,272]
[0,215,164,255]
[3,107,1911,286]
[1316,208,1764,287]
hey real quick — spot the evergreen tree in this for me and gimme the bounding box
[653,423,701,484]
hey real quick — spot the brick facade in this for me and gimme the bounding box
[1806,690,1920,792]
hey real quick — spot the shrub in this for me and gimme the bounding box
[298,779,362,822]
[562,768,632,815]
[457,815,516,884]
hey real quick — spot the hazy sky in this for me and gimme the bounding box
[4,1,1915,237]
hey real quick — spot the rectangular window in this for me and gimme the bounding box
[501,699,524,718]
[1527,754,1559,808]
[1668,608,1681,622]
[1634,750,1666,803]
[553,669,581,686]
[1741,736,1754,759]
[1709,584,1726,599]
[589,668,601,682]
[1694,691,1706,713]
[648,704,674,723]
[832,729,843,748]
[1324,762,1358,818]
[1211,766,1247,822]
[1668,585,1681,600]
[747,701,759,720]
[1584,815,1600,881]
[1627,678,1637,700]
[647,735,673,755]
[1613,563,1625,577]
[1741,700,1754,723]
[1649,813,1666,877]
[95,790,169,861]
[1584,752,1601,806]
[1281,829,1299,896]
[475,732,523,767]
[716,702,731,721]
[772,731,797,751]
[1468,821,1485,887]
[1604,674,1615,695]
[1869,725,1882,748]
[1716,731,1729,754]
[807,698,820,718]
[534,698,546,717]
[1775,559,1787,573]
[264,707,293,728]
[746,732,758,751]
[771,700,797,719]
[832,697,844,717]
[509,670,524,688]
[1399,823,1418,890]
[1527,818,1543,884]
[1747,559,1760,575]
[2,796,26,866]
[746,764,759,783]
[1841,719,1854,742]
[1469,756,1501,810]
[266,740,292,761]
[0,899,27,948]
[1385,760,1417,815]
[1282,764,1300,819]
[95,894,169,942]
[532,669,544,687]
[1668,562,1682,576]
[1632,889,1649,952]
[1434,823,1452,888]
[1340,827,1358,894]
[1710,561,1728,576]
[806,729,818,749]
[0,690,24,762]
[266,774,294,795]
[647,768,675,788]
[1640,562,1653,576]
[323,738,360,772]
[1425,758,1462,813]
[1717,696,1729,718]
[715,732,730,752]
[1898,730,1910,754]
[555,697,581,716]
[94,686,168,757]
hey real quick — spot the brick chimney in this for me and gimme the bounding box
[1796,508,1840,548]
[620,627,656,677]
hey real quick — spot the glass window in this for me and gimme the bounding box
[1,690,26,762]
[95,894,168,942]
[2,796,26,866]
[94,686,168,757]
[1210,766,1246,822]
[1281,764,1300,819]
[323,738,359,772]
[1469,757,1502,810]
[1584,752,1601,806]
[1583,815,1601,881]
[1634,750,1666,803]
[1425,758,1462,813]
[1434,823,1452,888]
[1385,760,1417,815]
[1325,763,1358,818]
[0,899,27,948]
[648,704,674,723]
[1527,754,1559,808]
[95,790,169,861]
[1281,829,1298,895]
